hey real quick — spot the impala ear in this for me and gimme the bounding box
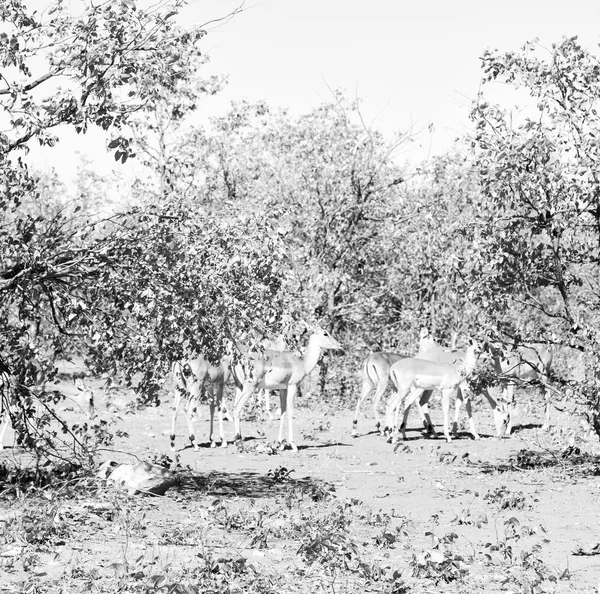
[299,318,316,334]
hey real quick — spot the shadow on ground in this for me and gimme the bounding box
[474,446,600,475]
[182,469,335,500]
[510,422,545,434]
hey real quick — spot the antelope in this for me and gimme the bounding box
[416,335,510,439]
[487,342,554,433]
[385,340,481,443]
[72,377,96,417]
[352,352,407,436]
[351,328,439,436]
[170,354,231,451]
[231,327,342,451]
[353,352,437,436]
[258,335,288,421]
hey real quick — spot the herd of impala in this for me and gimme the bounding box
[0,327,555,453]
[169,326,554,452]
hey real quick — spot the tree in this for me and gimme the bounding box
[469,36,600,433]
[386,149,482,346]
[0,0,279,461]
[131,98,485,404]
[171,99,410,336]
[83,203,290,400]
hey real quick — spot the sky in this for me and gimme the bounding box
[23,0,600,182]
[183,0,600,156]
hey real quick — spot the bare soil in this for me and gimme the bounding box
[1,381,600,593]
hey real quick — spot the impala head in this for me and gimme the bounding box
[466,338,482,359]
[418,327,436,351]
[492,401,512,438]
[312,327,343,352]
[483,340,522,368]
[482,340,501,355]
[75,377,95,419]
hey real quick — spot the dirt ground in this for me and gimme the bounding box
[2,380,600,593]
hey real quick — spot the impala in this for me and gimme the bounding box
[386,340,481,443]
[352,352,407,436]
[170,354,231,451]
[231,327,343,451]
[258,335,287,421]
[352,328,437,436]
[416,337,510,439]
[487,342,554,433]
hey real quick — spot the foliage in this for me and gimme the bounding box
[83,203,289,399]
[469,36,600,432]
[388,151,482,345]
[121,98,483,408]
[484,486,530,510]
[0,203,115,462]
[410,548,470,585]
[0,0,291,456]
[484,518,558,593]
[136,98,412,340]
[187,103,478,352]
[1,0,209,161]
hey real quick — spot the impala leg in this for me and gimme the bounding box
[0,413,9,451]
[441,388,453,442]
[207,384,218,449]
[391,393,403,441]
[185,393,199,452]
[460,386,480,440]
[170,395,180,452]
[394,388,419,439]
[208,380,227,448]
[463,403,479,441]
[451,389,463,436]
[286,384,298,451]
[397,388,422,443]
[419,390,436,436]
[352,377,373,436]
[232,385,257,444]
[372,379,389,435]
[275,392,282,419]
[505,383,515,435]
[481,388,510,438]
[170,366,184,451]
[208,399,217,448]
[216,382,227,448]
[277,388,288,448]
[396,388,412,442]
[384,390,402,437]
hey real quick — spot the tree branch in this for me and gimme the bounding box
[0,70,58,96]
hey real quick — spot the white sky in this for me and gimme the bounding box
[187,1,600,152]
[24,0,600,181]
